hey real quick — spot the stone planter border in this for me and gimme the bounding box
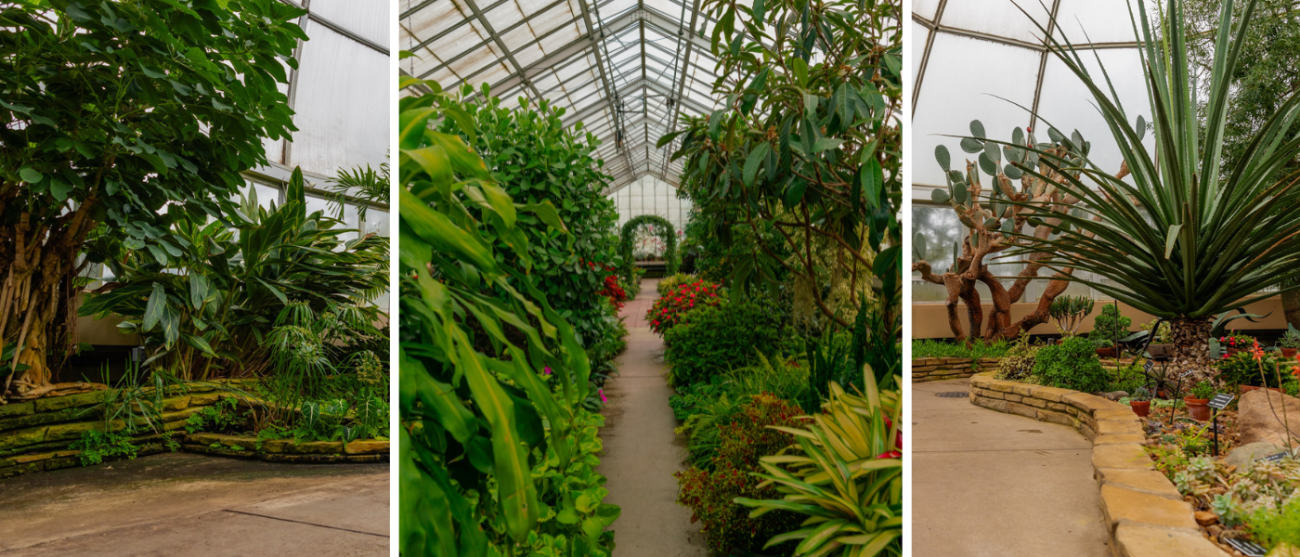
[1,382,388,479]
[969,372,1230,557]
[912,357,1000,382]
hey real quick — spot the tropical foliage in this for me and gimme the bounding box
[619,215,678,283]
[80,169,388,381]
[397,76,618,556]
[0,0,305,397]
[662,0,903,330]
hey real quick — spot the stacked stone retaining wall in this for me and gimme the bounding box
[969,372,1229,557]
[912,357,1000,382]
[1,382,387,479]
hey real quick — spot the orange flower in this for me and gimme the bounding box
[1251,339,1265,362]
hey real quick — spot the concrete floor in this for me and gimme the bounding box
[0,452,388,556]
[596,280,707,557]
[912,378,1110,557]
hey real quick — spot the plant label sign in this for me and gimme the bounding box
[1143,360,1154,374]
[1226,538,1267,557]
[1208,394,1234,410]
[1263,452,1289,463]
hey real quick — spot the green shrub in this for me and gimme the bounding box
[1033,336,1110,393]
[675,394,803,556]
[1089,304,1131,347]
[664,299,787,388]
[71,429,139,467]
[1217,351,1294,389]
[911,338,1010,359]
[658,273,697,296]
[1106,364,1149,394]
[994,335,1038,381]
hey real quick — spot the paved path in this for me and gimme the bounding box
[0,452,387,556]
[597,280,707,557]
[912,378,1109,557]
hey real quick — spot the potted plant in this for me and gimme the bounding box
[1130,386,1152,418]
[1277,325,1300,358]
[1090,304,1131,358]
[1185,381,1214,422]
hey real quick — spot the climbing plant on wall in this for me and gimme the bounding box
[619,215,678,284]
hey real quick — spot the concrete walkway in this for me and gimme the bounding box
[0,452,387,556]
[912,378,1109,556]
[597,280,707,557]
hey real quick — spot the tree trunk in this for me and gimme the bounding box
[1168,317,1214,383]
[1283,279,1300,330]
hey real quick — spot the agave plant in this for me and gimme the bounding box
[736,375,902,557]
[967,0,1300,379]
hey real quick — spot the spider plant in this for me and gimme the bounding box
[989,0,1300,376]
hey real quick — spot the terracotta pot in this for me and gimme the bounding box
[1240,385,1283,394]
[1096,347,1119,358]
[1130,400,1151,417]
[1283,348,1298,358]
[1185,397,1211,422]
[1227,347,1244,356]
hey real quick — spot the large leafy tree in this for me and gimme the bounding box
[0,0,304,398]
[997,0,1300,379]
[664,0,903,330]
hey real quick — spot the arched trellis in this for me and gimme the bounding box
[619,215,677,284]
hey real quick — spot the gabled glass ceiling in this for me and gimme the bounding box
[401,0,729,193]
[912,0,1152,191]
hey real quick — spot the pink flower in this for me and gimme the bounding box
[543,366,552,375]
[599,389,607,403]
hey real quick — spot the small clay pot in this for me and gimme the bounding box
[1240,385,1282,394]
[1130,400,1151,417]
[1185,397,1211,422]
[1282,348,1298,358]
[1226,347,1245,356]
[1096,347,1119,358]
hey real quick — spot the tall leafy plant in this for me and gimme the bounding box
[80,169,388,380]
[0,0,305,398]
[434,88,621,348]
[990,0,1300,379]
[398,76,615,555]
[662,0,903,329]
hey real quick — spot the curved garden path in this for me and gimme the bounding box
[913,377,1110,556]
[597,279,708,556]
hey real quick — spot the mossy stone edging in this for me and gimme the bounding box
[968,372,1229,557]
[912,357,1000,382]
[185,432,388,463]
[0,381,387,479]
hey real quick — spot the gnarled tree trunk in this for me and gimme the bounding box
[0,190,98,401]
[1168,317,1214,383]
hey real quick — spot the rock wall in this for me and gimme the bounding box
[969,373,1230,557]
[0,382,388,479]
[912,357,1000,382]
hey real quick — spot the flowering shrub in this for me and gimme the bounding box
[646,280,722,336]
[1220,333,1256,349]
[675,394,804,555]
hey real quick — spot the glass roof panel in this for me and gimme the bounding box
[404,1,722,189]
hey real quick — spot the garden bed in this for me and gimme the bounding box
[912,357,1001,382]
[0,381,388,479]
[970,372,1231,557]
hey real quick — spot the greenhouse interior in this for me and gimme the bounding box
[0,1,391,554]
[910,1,1300,555]
[399,0,903,555]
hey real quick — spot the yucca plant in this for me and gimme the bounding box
[966,0,1300,379]
[1049,295,1096,337]
[736,374,902,557]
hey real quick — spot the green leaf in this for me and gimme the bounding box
[861,159,882,209]
[743,143,771,186]
[519,201,567,233]
[49,180,73,201]
[960,137,983,153]
[752,0,766,25]
[144,283,166,332]
[930,188,950,204]
[1164,224,1182,259]
[970,120,986,139]
[19,168,43,184]
[812,138,844,153]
